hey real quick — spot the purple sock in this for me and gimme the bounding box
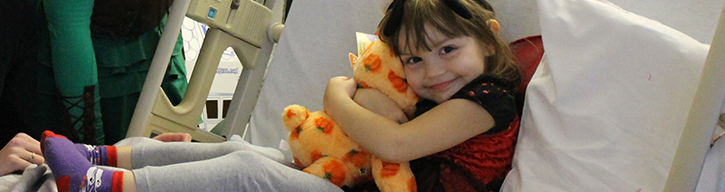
[43,135,124,192]
[74,144,118,167]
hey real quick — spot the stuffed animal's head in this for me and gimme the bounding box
[351,39,418,113]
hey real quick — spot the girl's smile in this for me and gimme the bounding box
[429,78,455,92]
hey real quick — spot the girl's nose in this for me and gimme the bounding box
[424,60,446,78]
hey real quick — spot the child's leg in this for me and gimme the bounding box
[129,139,284,168]
[41,130,133,169]
[42,132,137,192]
[123,174,138,192]
[43,130,284,170]
[132,150,342,192]
[117,146,133,170]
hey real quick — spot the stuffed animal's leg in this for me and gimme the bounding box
[302,156,355,188]
[283,105,309,131]
[371,156,417,192]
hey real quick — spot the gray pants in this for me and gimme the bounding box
[116,138,342,192]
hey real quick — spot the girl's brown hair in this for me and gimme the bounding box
[378,0,521,88]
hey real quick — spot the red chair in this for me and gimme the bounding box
[509,35,544,114]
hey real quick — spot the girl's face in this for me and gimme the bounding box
[399,25,492,104]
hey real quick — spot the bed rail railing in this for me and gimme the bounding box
[126,0,282,142]
[126,0,194,140]
[664,3,725,191]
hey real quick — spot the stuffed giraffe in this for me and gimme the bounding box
[283,39,418,192]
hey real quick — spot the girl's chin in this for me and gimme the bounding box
[432,93,455,103]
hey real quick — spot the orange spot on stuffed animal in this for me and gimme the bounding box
[379,161,401,178]
[282,39,418,191]
[315,117,335,134]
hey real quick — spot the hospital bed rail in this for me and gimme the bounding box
[126,0,283,142]
[664,3,725,191]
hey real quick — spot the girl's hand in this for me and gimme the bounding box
[0,133,45,176]
[325,76,357,99]
[324,76,358,115]
[152,132,192,142]
[354,88,408,124]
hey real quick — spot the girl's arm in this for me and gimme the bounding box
[324,77,495,163]
[353,88,409,124]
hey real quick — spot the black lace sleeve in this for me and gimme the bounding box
[412,75,517,134]
[450,74,516,134]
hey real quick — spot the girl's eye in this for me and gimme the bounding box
[440,46,456,54]
[406,57,422,64]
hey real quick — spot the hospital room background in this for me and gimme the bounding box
[185,0,725,155]
[170,0,725,191]
[181,0,725,191]
[4,0,725,191]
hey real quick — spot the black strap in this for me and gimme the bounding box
[55,85,98,144]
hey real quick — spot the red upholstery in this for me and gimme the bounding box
[509,35,544,114]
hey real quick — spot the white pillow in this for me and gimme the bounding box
[487,0,725,45]
[501,0,709,191]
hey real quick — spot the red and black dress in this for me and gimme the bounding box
[411,74,520,192]
[344,74,519,192]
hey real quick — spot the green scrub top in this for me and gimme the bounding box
[35,1,188,144]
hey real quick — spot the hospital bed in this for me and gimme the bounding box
[131,0,725,190]
[3,0,725,191]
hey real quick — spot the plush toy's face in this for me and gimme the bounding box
[353,39,418,112]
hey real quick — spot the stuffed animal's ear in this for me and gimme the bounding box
[349,53,358,68]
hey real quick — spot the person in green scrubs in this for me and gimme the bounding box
[35,0,188,144]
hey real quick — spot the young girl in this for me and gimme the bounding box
[324,0,521,191]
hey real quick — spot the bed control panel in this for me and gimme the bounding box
[187,0,273,47]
